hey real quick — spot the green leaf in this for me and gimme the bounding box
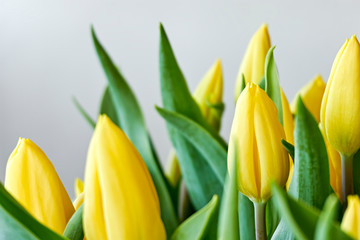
[289,97,331,209]
[0,183,67,240]
[353,149,360,195]
[63,205,84,240]
[266,197,281,239]
[171,195,219,240]
[271,183,352,240]
[281,139,295,161]
[314,194,342,240]
[258,76,265,90]
[99,86,120,127]
[265,46,283,125]
[159,23,224,209]
[238,193,255,240]
[156,107,227,184]
[217,139,239,240]
[91,27,177,235]
[72,97,96,128]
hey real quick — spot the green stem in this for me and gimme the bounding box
[340,154,354,207]
[254,202,267,240]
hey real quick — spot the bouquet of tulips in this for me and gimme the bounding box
[1,23,360,240]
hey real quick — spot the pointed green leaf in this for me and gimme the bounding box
[91,27,177,235]
[281,139,295,161]
[171,195,219,240]
[314,195,342,240]
[289,97,331,209]
[159,24,224,209]
[63,205,84,240]
[72,97,96,128]
[0,183,67,240]
[352,149,360,195]
[218,139,239,240]
[156,106,226,184]
[265,46,283,125]
[266,197,281,239]
[99,86,120,127]
[271,183,351,240]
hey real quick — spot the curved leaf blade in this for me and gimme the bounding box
[171,195,219,240]
[99,86,120,127]
[63,205,84,240]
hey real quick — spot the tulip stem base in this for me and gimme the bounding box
[254,201,267,240]
[341,154,354,207]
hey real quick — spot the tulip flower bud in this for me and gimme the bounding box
[319,124,342,200]
[234,24,271,100]
[193,59,223,132]
[4,138,75,234]
[341,195,360,239]
[75,178,84,198]
[228,83,289,202]
[83,115,166,240]
[321,36,360,156]
[291,75,326,122]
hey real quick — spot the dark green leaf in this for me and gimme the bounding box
[353,149,360,195]
[238,193,255,240]
[63,205,84,240]
[99,86,120,127]
[91,27,177,235]
[271,183,351,240]
[0,183,67,240]
[289,97,331,209]
[72,97,96,128]
[314,194,342,240]
[281,139,295,161]
[171,195,219,240]
[218,139,239,240]
[159,24,224,209]
[266,197,280,239]
[265,46,283,125]
[156,107,226,184]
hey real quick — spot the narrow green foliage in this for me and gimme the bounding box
[63,205,84,240]
[72,97,96,128]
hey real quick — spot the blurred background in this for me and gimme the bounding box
[1,0,360,198]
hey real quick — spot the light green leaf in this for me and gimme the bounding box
[218,139,239,240]
[91,27,177,235]
[289,97,331,209]
[171,195,219,240]
[156,107,226,184]
[63,205,84,240]
[99,86,120,127]
[266,198,280,239]
[0,183,67,240]
[314,194,342,240]
[238,193,255,240]
[271,183,351,240]
[159,23,224,209]
[72,97,96,128]
[265,46,283,125]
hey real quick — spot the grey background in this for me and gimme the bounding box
[1,0,360,199]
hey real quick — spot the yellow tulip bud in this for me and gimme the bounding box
[234,24,271,100]
[75,178,84,198]
[319,124,342,200]
[291,75,326,123]
[281,89,295,190]
[228,83,289,202]
[341,195,360,239]
[73,192,84,211]
[4,138,75,234]
[321,36,360,156]
[83,115,166,240]
[193,59,223,131]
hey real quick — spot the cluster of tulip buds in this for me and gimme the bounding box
[1,23,360,240]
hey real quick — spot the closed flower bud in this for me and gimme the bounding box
[5,138,75,234]
[228,83,289,202]
[83,115,166,240]
[193,59,223,131]
[234,24,271,100]
[321,36,360,156]
[291,75,326,122]
[341,195,360,239]
[75,178,84,198]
